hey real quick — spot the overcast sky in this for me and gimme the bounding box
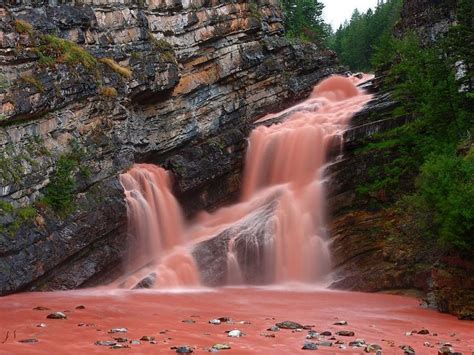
[321,0,379,29]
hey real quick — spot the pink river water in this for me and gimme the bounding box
[1,75,472,354]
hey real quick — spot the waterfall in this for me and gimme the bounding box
[117,75,373,289]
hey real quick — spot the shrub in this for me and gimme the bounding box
[20,74,44,92]
[100,86,118,97]
[14,19,33,35]
[43,155,77,215]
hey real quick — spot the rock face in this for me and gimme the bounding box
[325,0,474,317]
[394,0,458,44]
[0,0,340,294]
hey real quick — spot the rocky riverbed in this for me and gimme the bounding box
[0,288,472,354]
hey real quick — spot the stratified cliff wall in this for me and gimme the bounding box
[327,0,473,319]
[0,0,341,294]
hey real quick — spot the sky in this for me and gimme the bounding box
[321,0,379,29]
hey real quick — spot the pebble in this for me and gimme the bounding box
[320,331,332,336]
[365,344,382,353]
[318,341,333,347]
[260,333,276,338]
[109,328,128,334]
[339,345,347,350]
[174,346,194,353]
[47,312,67,319]
[209,319,221,325]
[110,344,130,349]
[114,338,128,343]
[36,323,47,328]
[292,328,303,333]
[306,331,318,339]
[140,336,155,341]
[336,330,355,337]
[267,326,280,332]
[228,329,243,337]
[424,341,433,348]
[182,319,196,324]
[302,342,318,350]
[95,341,117,346]
[418,329,430,335]
[150,340,157,344]
[75,305,86,310]
[276,320,304,329]
[349,339,366,347]
[18,338,39,344]
[399,344,415,354]
[334,320,348,325]
[212,344,231,350]
[217,317,231,322]
[130,340,141,345]
[335,340,344,345]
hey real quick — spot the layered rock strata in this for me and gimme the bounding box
[0,0,340,294]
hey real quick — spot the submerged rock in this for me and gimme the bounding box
[46,312,67,319]
[18,338,39,344]
[174,346,194,353]
[33,306,50,311]
[302,342,318,350]
[276,321,304,329]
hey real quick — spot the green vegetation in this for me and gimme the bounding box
[328,0,403,71]
[280,0,330,43]
[356,0,474,253]
[37,34,97,70]
[0,73,8,92]
[14,19,34,35]
[0,201,38,237]
[99,58,133,79]
[43,141,88,217]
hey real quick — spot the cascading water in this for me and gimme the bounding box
[118,75,373,289]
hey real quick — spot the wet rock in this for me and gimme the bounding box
[339,345,347,349]
[318,341,333,347]
[365,344,382,353]
[109,328,128,334]
[140,336,155,341]
[306,331,318,339]
[130,340,141,345]
[173,346,194,353]
[209,319,221,325]
[334,320,348,325]
[320,331,332,336]
[150,340,157,344]
[303,325,315,330]
[336,330,355,337]
[292,329,303,333]
[276,320,304,329]
[111,344,130,349]
[75,305,86,310]
[212,344,231,350]
[33,306,50,311]
[302,342,318,350]
[424,341,433,348]
[400,345,415,354]
[182,319,196,324]
[260,333,276,338]
[114,338,128,343]
[18,338,39,344]
[95,341,117,346]
[217,317,231,322]
[438,346,462,355]
[267,326,280,332]
[36,323,47,328]
[133,273,156,289]
[418,329,430,335]
[335,340,344,345]
[349,339,366,347]
[47,312,67,319]
[227,330,243,337]
[78,323,95,327]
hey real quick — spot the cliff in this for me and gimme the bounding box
[327,0,473,319]
[0,0,341,294]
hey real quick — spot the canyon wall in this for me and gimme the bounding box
[327,0,473,319]
[0,0,341,294]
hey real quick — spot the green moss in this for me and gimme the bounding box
[0,73,9,92]
[249,2,263,21]
[37,34,97,70]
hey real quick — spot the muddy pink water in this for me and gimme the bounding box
[1,288,473,354]
[3,74,471,353]
[117,75,373,288]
